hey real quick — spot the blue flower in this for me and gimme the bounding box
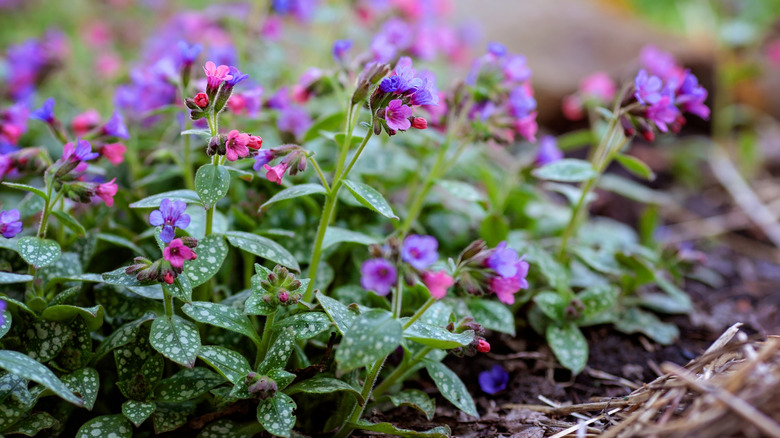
[479,365,509,394]
[332,39,352,63]
[103,110,130,139]
[149,198,191,243]
[30,97,56,122]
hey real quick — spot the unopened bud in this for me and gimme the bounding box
[297,154,307,173]
[411,117,428,130]
[476,339,490,353]
[163,271,175,285]
[189,110,206,120]
[459,239,487,262]
[185,98,200,110]
[194,92,209,108]
[179,236,199,248]
[620,115,635,137]
[289,280,301,291]
[278,290,289,303]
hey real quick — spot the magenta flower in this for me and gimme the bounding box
[225,130,250,161]
[422,271,453,299]
[634,70,663,105]
[514,112,538,142]
[71,109,101,136]
[30,98,56,123]
[488,259,530,305]
[640,45,683,82]
[163,238,197,269]
[0,209,22,238]
[149,198,190,243]
[203,61,233,91]
[479,365,509,394]
[646,95,679,133]
[503,55,531,82]
[385,99,412,131]
[676,71,709,120]
[486,241,520,278]
[263,162,289,185]
[101,143,126,166]
[95,178,118,207]
[401,234,439,270]
[360,258,397,296]
[580,72,616,102]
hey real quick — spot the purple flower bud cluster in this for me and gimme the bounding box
[451,240,530,305]
[254,265,304,309]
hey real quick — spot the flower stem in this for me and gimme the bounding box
[309,156,331,192]
[255,311,276,367]
[334,357,388,438]
[163,286,174,318]
[402,297,435,330]
[372,346,432,398]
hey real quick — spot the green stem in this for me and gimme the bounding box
[309,156,331,192]
[402,297,435,330]
[334,357,388,438]
[205,206,214,236]
[333,102,356,180]
[255,312,277,367]
[36,183,56,239]
[163,286,174,318]
[372,347,432,398]
[399,143,448,234]
[391,281,404,319]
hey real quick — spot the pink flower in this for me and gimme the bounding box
[561,95,584,121]
[580,72,616,102]
[263,162,289,185]
[384,99,412,131]
[247,135,263,150]
[163,238,197,269]
[514,112,538,142]
[194,92,209,108]
[411,117,428,129]
[71,109,101,136]
[96,178,118,207]
[225,130,250,161]
[488,259,529,305]
[203,61,233,90]
[227,95,245,113]
[422,271,453,299]
[102,143,126,165]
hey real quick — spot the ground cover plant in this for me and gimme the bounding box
[0,0,779,436]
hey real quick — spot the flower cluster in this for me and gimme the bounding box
[454,240,530,305]
[255,265,305,308]
[369,57,437,135]
[42,137,119,207]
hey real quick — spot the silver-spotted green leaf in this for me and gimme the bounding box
[150,315,201,368]
[0,375,35,429]
[267,369,296,390]
[94,313,155,360]
[532,158,597,182]
[336,310,402,373]
[342,179,398,220]
[578,285,619,318]
[437,179,485,202]
[225,231,299,272]
[256,393,296,437]
[129,189,202,208]
[419,301,454,327]
[0,305,11,339]
[41,304,104,332]
[195,164,230,210]
[315,292,356,335]
[424,360,478,417]
[403,323,474,349]
[272,312,331,340]
[350,419,450,438]
[183,234,228,287]
[614,307,679,345]
[24,319,74,362]
[2,181,48,200]
[467,299,515,336]
[0,272,34,284]
[165,274,193,303]
[76,415,132,438]
[198,419,262,438]
[38,252,83,287]
[0,350,83,406]
[257,328,296,374]
[321,227,379,250]
[17,236,61,268]
[245,273,276,316]
[152,403,194,434]
[51,210,87,236]
[59,368,99,410]
[546,323,588,374]
[198,346,252,385]
[388,389,436,421]
[122,400,156,427]
[4,411,58,436]
[183,301,261,343]
[47,285,82,306]
[286,376,364,404]
[533,291,566,322]
[520,242,569,290]
[101,267,152,287]
[259,183,327,209]
[155,367,225,402]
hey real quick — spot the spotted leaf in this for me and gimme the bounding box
[122,400,156,427]
[0,272,33,284]
[76,414,132,438]
[388,389,436,421]
[315,292,356,335]
[259,183,326,209]
[546,322,588,375]
[154,367,225,402]
[272,312,331,340]
[335,309,402,373]
[94,313,155,361]
[61,368,99,410]
[152,402,194,433]
[343,179,398,220]
[4,411,58,436]
[286,376,364,404]
[196,164,231,209]
[225,231,299,272]
[0,350,83,406]
[403,322,474,349]
[424,360,477,417]
[129,189,202,208]
[256,393,296,437]
[17,236,61,269]
[257,327,296,374]
[198,346,252,385]
[150,315,201,368]
[182,301,261,344]
[183,234,227,287]
[24,319,74,362]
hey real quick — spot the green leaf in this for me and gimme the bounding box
[195,164,231,208]
[75,415,132,438]
[350,420,450,438]
[518,242,569,290]
[152,402,194,433]
[0,272,34,284]
[4,412,58,436]
[286,376,364,404]
[0,305,11,339]
[315,292,356,335]
[404,322,474,349]
[533,292,566,321]
[614,307,679,345]
[532,158,597,182]
[578,285,619,318]
[62,368,99,410]
[17,236,61,268]
[182,301,261,344]
[24,319,73,362]
[2,182,48,200]
[51,210,86,236]
[150,315,201,368]
[129,189,202,208]
[273,312,332,340]
[598,174,672,205]
[467,299,515,336]
[41,304,104,332]
[256,393,297,437]
[615,153,655,180]
[336,309,402,373]
[0,350,82,406]
[97,233,146,257]
[479,213,509,247]
[181,128,211,138]
[268,369,296,390]
[198,419,262,438]
[245,275,277,316]
[546,323,588,374]
[155,367,225,402]
[198,346,252,385]
[225,166,254,181]
[437,180,485,202]
[225,231,299,271]
[94,313,155,360]
[257,327,296,374]
[182,234,228,287]
[259,183,327,209]
[424,360,478,417]
[322,227,378,250]
[388,389,436,420]
[303,111,345,142]
[165,274,193,303]
[342,179,398,220]
[101,266,152,287]
[122,401,156,427]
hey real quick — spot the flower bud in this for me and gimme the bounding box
[179,236,199,248]
[207,135,220,156]
[289,279,301,291]
[247,135,263,150]
[194,92,209,109]
[185,98,200,110]
[476,338,490,353]
[639,121,655,142]
[163,271,175,284]
[190,110,206,120]
[459,239,487,263]
[620,115,635,137]
[278,290,289,303]
[411,117,428,130]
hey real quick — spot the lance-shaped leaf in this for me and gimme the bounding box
[259,183,327,210]
[225,231,299,272]
[424,360,478,417]
[546,323,589,374]
[198,419,262,438]
[129,189,202,208]
[51,210,87,236]
[388,389,436,421]
[349,420,450,438]
[286,376,364,404]
[532,158,597,182]
[165,274,193,303]
[342,179,398,220]
[17,236,61,268]
[94,313,155,360]
[2,181,48,200]
[183,234,228,287]
[321,227,378,250]
[198,346,252,385]
[75,415,132,438]
[61,368,99,410]
[403,322,474,349]
[467,299,516,336]
[41,304,104,332]
[336,310,402,373]
[152,402,195,433]
[101,267,153,287]
[0,306,11,339]
[268,369,296,390]
[182,301,261,344]
[257,327,296,374]
[0,350,83,406]
[272,312,332,340]
[155,367,225,402]
[122,401,156,427]
[4,411,58,436]
[150,315,201,368]
[256,393,296,437]
[0,272,33,284]
[315,292,356,335]
[24,319,74,362]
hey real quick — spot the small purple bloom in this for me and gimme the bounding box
[63,138,99,162]
[486,241,520,278]
[508,86,537,119]
[646,95,679,133]
[634,69,663,105]
[503,55,531,82]
[487,42,507,57]
[225,66,249,87]
[380,76,402,93]
[332,39,352,63]
[103,110,130,139]
[535,135,563,166]
[0,298,6,326]
[384,99,412,131]
[177,40,203,66]
[253,150,275,172]
[0,209,22,238]
[408,71,439,106]
[277,106,312,138]
[676,71,709,120]
[402,234,439,270]
[479,365,509,394]
[149,198,191,243]
[640,45,681,82]
[267,87,290,110]
[393,57,422,94]
[30,97,56,122]
[360,258,397,296]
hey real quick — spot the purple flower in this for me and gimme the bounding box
[225,66,249,87]
[634,69,662,105]
[267,87,290,110]
[646,95,679,133]
[489,259,529,305]
[401,234,439,270]
[30,97,56,122]
[63,138,99,162]
[277,106,312,138]
[103,110,129,139]
[0,298,6,326]
[332,39,352,63]
[640,45,681,82]
[503,55,531,82]
[177,40,202,66]
[487,42,507,57]
[408,71,439,106]
[486,241,520,278]
[508,86,536,119]
[479,365,509,394]
[149,198,191,243]
[0,209,22,238]
[360,258,397,296]
[253,150,275,171]
[384,99,412,131]
[676,71,709,120]
[535,135,563,166]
